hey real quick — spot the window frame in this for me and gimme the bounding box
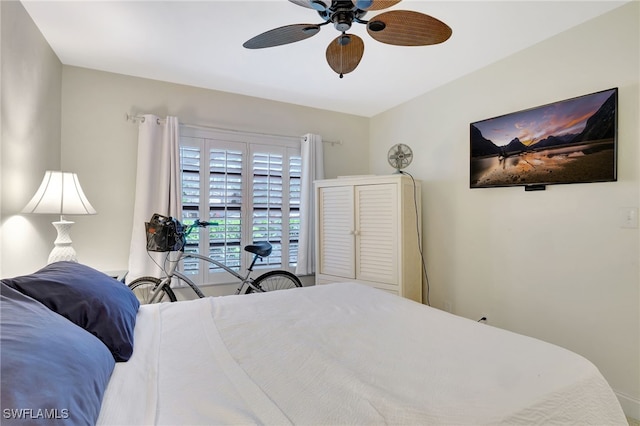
[179,125,301,286]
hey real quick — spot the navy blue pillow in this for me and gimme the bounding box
[1,283,115,425]
[2,262,139,362]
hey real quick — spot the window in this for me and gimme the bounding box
[180,126,301,285]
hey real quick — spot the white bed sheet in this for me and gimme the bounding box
[97,282,626,425]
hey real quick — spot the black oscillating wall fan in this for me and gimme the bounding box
[243,0,452,78]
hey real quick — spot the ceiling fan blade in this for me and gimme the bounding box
[367,10,452,46]
[289,0,331,11]
[243,24,321,49]
[326,34,365,78]
[352,0,401,11]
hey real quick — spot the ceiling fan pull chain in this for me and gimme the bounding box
[339,35,344,79]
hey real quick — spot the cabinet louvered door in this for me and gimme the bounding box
[314,175,422,302]
[355,184,398,285]
[318,186,355,279]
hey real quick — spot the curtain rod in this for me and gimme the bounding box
[125,113,342,146]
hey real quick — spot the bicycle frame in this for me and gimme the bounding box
[181,252,258,295]
[146,250,264,303]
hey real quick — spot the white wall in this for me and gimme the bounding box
[58,67,370,276]
[0,0,62,277]
[369,2,639,416]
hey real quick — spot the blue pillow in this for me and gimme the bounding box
[2,262,140,362]
[1,283,115,425]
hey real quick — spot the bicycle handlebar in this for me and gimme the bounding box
[183,219,218,237]
[194,219,216,227]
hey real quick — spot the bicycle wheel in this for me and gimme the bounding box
[128,276,177,304]
[247,270,302,294]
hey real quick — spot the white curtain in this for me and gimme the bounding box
[295,133,325,276]
[127,115,181,281]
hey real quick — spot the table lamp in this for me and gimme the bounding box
[22,171,97,264]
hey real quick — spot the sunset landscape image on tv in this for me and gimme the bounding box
[470,88,617,188]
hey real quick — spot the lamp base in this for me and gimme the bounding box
[48,220,78,264]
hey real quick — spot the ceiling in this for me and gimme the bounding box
[21,0,629,117]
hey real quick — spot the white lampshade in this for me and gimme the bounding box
[22,171,96,216]
[22,171,96,264]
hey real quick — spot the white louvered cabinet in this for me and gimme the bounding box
[314,175,422,303]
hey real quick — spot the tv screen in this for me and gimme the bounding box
[470,88,617,189]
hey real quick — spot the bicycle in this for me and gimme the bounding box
[128,214,302,304]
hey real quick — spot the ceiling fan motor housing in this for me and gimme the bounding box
[320,2,368,31]
[333,10,353,31]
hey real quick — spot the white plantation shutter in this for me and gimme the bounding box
[180,127,300,286]
[289,156,301,267]
[208,147,244,272]
[180,144,202,276]
[252,151,284,267]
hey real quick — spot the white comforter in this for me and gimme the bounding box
[97,282,626,425]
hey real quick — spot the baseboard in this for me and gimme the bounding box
[616,390,640,420]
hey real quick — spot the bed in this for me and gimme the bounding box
[1,262,627,425]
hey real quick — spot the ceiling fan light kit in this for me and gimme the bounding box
[311,0,332,11]
[243,0,452,78]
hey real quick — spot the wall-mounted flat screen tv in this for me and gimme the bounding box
[470,88,617,189]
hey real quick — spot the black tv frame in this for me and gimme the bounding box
[470,88,618,190]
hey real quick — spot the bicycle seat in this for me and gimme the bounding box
[244,242,272,257]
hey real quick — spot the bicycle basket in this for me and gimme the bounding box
[145,213,185,252]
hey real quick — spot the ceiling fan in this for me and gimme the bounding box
[243,0,452,78]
